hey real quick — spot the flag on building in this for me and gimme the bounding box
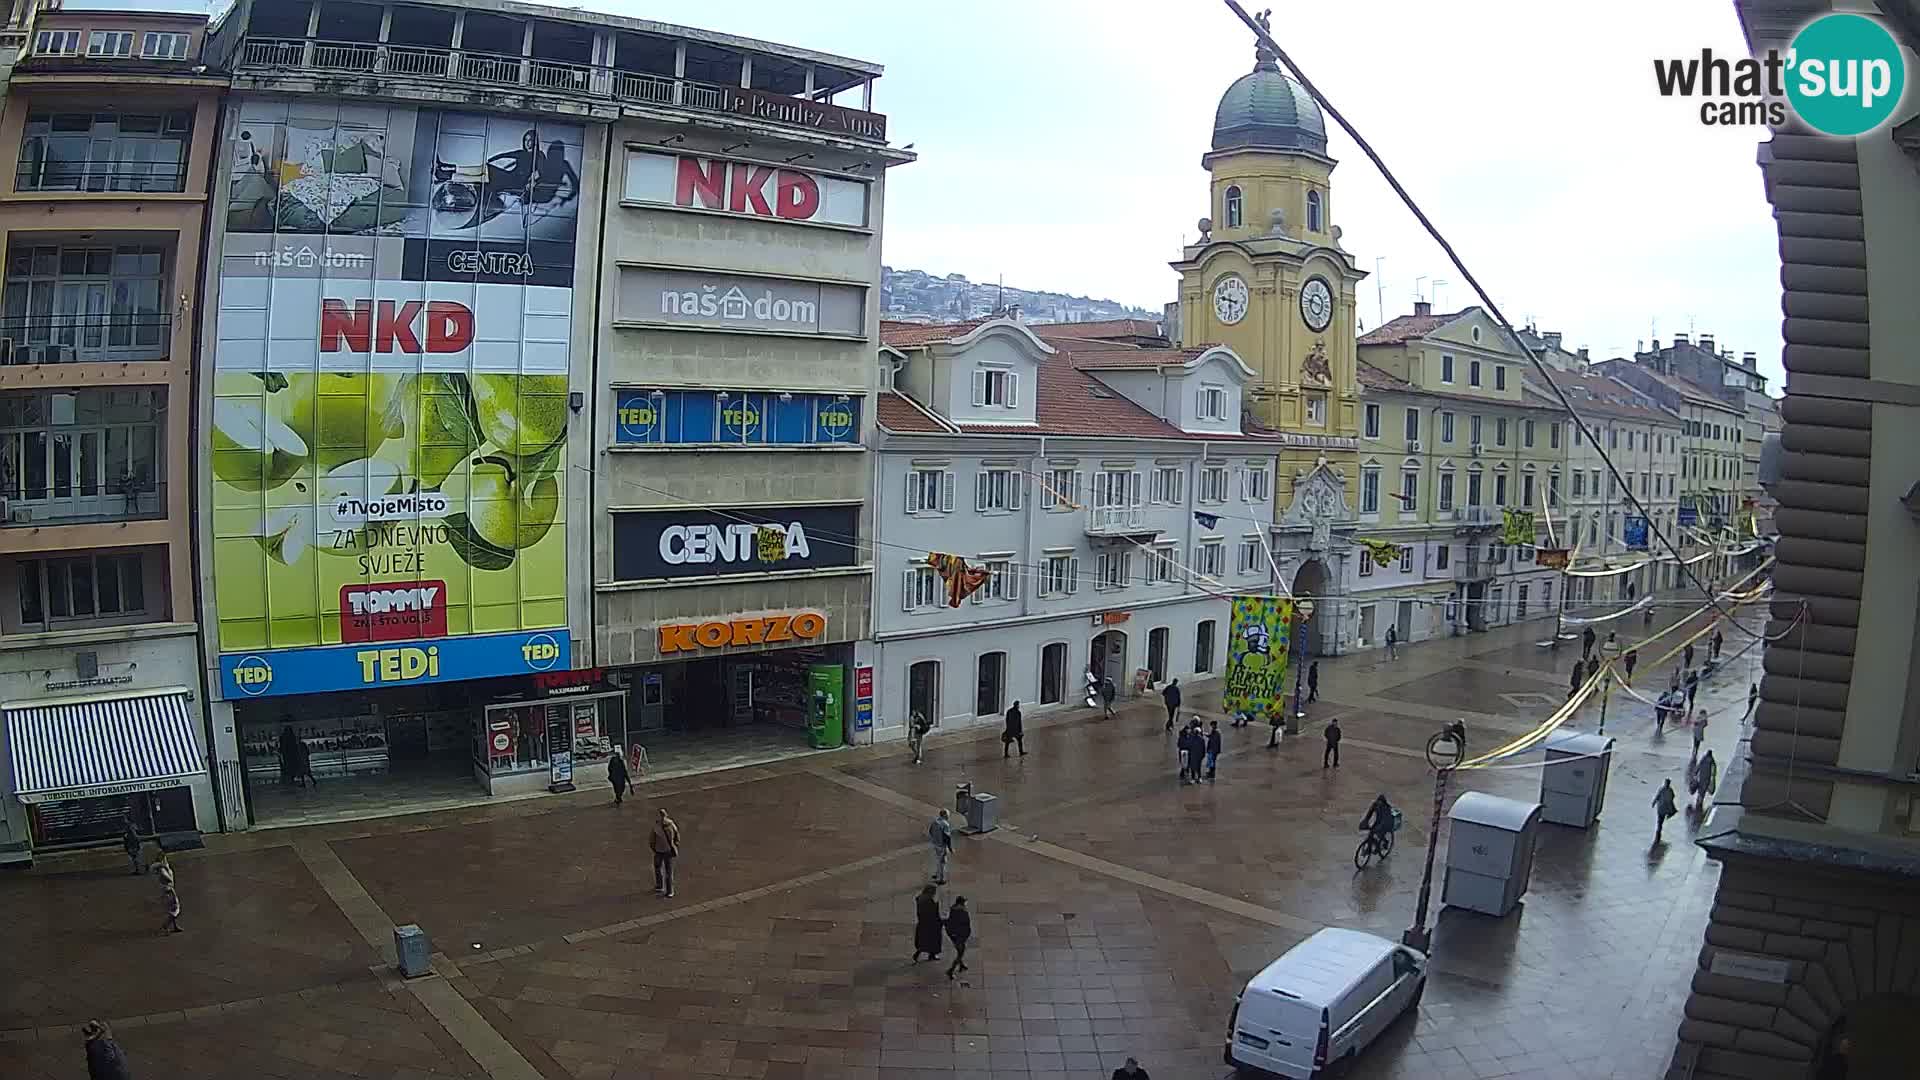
[1356,538,1401,568]
[1193,511,1219,529]
[926,553,990,608]
[1501,508,1537,546]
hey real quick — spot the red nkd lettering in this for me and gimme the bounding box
[775,170,820,220]
[319,300,474,354]
[728,163,777,216]
[674,156,727,210]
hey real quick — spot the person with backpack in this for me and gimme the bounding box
[1099,677,1117,720]
[1384,624,1399,660]
[908,710,932,764]
[82,1020,132,1080]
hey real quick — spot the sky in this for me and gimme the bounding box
[115,0,1786,387]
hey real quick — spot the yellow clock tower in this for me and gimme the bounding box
[1172,23,1366,654]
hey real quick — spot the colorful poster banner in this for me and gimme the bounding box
[1501,508,1536,546]
[1624,515,1650,550]
[1223,596,1295,717]
[210,100,583,691]
[1536,548,1571,571]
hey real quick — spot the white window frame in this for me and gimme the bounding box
[1495,417,1508,447]
[1441,411,1455,443]
[1398,547,1414,574]
[903,565,941,612]
[1305,394,1327,426]
[1495,365,1508,391]
[1360,467,1380,515]
[1440,354,1455,384]
[1198,384,1228,421]
[1469,359,1482,387]
[1572,471,1585,498]
[1196,539,1225,579]
[86,30,133,58]
[1151,465,1184,506]
[971,365,1020,409]
[904,467,955,516]
[1199,465,1229,504]
[1494,471,1509,507]
[1096,550,1132,590]
[1404,407,1420,443]
[1470,415,1483,445]
[970,555,1020,604]
[1363,403,1381,440]
[1147,543,1179,585]
[1240,463,1270,503]
[1438,470,1455,512]
[1237,535,1263,574]
[35,29,81,55]
[1400,469,1419,513]
[1467,468,1484,507]
[1039,552,1079,597]
[1435,544,1451,570]
[974,466,1023,513]
[140,31,190,60]
[1043,466,1080,512]
[1358,553,1373,577]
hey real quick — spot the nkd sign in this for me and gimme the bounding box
[617,267,865,337]
[623,151,869,228]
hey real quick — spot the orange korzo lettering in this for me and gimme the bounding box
[765,615,793,643]
[658,624,697,653]
[731,618,766,646]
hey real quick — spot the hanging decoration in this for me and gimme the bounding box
[1222,596,1295,717]
[1623,515,1649,551]
[925,553,990,608]
[1501,508,1536,546]
[1535,547,1571,570]
[1193,511,1220,529]
[1355,538,1401,568]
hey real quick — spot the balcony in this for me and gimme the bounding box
[0,480,165,527]
[0,314,172,365]
[1085,505,1160,540]
[236,36,889,143]
[1457,506,1498,530]
[15,159,188,195]
[1454,550,1495,583]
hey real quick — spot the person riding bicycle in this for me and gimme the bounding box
[1359,794,1398,847]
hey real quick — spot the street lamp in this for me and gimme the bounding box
[1404,723,1466,953]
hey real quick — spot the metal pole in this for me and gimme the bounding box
[1403,764,1450,953]
[1597,665,1612,735]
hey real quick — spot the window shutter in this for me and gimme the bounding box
[941,470,955,512]
[975,471,989,512]
[1006,563,1021,600]
[1068,558,1080,594]
[905,471,921,514]
[970,577,985,604]
[902,568,918,611]
[1005,371,1020,408]
[971,368,987,407]
[1130,470,1143,507]
[1010,471,1023,510]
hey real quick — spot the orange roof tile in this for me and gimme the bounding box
[1030,319,1166,343]
[1356,308,1470,346]
[1064,346,1210,370]
[879,319,992,347]
[875,390,954,434]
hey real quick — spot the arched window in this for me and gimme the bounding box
[1306,190,1323,232]
[1224,185,1243,228]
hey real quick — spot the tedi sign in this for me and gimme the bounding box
[1653,13,1906,135]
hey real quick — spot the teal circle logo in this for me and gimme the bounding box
[1786,14,1906,136]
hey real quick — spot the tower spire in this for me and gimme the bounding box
[1252,8,1278,71]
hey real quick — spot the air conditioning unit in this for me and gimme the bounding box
[8,503,28,524]
[1406,439,1422,453]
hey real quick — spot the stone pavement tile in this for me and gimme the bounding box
[0,844,379,1028]
[0,982,481,1079]
[333,771,926,950]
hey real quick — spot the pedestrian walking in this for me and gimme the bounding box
[1587,657,1602,685]
[1112,1059,1151,1080]
[1747,682,1760,720]
[650,808,680,898]
[1266,711,1282,749]
[607,747,630,806]
[278,725,300,788]
[1323,717,1342,769]
[1624,649,1639,682]
[157,854,181,933]
[1002,701,1025,757]
[120,813,143,876]
[1683,641,1696,670]
[1654,691,1673,736]
[1604,630,1618,655]
[1384,624,1398,660]
[1582,626,1596,660]
[912,883,943,963]
[1653,778,1678,844]
[1568,662,1584,702]
[1691,749,1719,812]
[1099,677,1117,720]
[1644,605,1656,630]
[82,1020,132,1080]
[928,809,953,884]
[1205,721,1222,781]
[1161,679,1181,731]
[1685,668,1701,712]
[1693,709,1708,751]
[944,895,971,979]
[908,710,932,764]
[1178,722,1200,783]
[1307,661,1319,703]
[1712,628,1725,661]
[295,737,319,787]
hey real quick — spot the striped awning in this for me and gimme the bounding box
[6,690,202,804]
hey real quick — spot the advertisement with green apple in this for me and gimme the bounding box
[210,100,582,698]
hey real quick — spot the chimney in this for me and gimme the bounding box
[1543,331,1562,349]
[1577,346,1590,363]
[1674,333,1688,347]
[1742,350,1757,371]
[1652,338,1661,352]
[1699,333,1715,354]
[1413,300,1432,317]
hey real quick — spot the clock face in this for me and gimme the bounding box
[1212,275,1249,325]
[1300,276,1334,332]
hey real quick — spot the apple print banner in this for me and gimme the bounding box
[209,99,581,684]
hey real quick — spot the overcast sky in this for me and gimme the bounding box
[125,0,1786,386]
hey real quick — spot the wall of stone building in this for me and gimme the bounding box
[1667,856,1920,1080]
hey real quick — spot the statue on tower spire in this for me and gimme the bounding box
[1252,9,1279,71]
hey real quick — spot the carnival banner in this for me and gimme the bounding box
[1623,515,1649,550]
[1536,547,1571,571]
[1223,596,1294,716]
[1356,538,1401,568]
[1501,508,1536,546]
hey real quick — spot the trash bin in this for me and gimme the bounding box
[955,781,973,816]
[394,923,432,978]
[964,791,998,833]
[1441,792,1542,917]
[1539,730,1614,828]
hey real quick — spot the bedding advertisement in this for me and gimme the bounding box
[211,100,582,697]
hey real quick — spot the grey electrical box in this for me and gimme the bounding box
[394,924,432,978]
[964,791,998,833]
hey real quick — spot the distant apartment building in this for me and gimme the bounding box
[1636,332,1779,539]
[0,4,223,864]
[868,317,1279,738]
[1543,367,1683,604]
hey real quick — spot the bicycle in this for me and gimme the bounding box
[1354,826,1395,869]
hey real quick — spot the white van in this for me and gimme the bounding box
[1224,928,1426,1078]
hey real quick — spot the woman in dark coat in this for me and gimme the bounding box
[912,884,943,962]
[83,1019,132,1080]
[278,726,299,787]
[607,748,630,805]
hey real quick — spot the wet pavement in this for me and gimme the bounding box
[0,598,1766,1079]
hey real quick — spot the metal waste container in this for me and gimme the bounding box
[964,791,998,833]
[394,924,432,978]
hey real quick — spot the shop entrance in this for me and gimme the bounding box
[909,659,940,728]
[1090,630,1127,689]
[619,643,850,780]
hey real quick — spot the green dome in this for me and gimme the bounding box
[1212,48,1327,155]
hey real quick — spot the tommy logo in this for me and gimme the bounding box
[340,581,450,643]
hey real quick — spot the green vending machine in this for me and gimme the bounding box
[807,664,844,748]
